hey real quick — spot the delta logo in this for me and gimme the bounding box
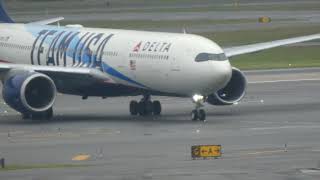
[133,42,142,52]
[133,41,172,53]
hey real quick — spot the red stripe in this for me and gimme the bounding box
[0,60,11,63]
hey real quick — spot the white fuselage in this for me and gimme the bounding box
[0,23,232,97]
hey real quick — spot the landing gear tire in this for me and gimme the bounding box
[138,101,153,116]
[138,102,145,116]
[191,110,198,121]
[137,101,145,116]
[198,109,206,121]
[152,101,161,116]
[191,109,206,121]
[130,101,139,115]
[145,101,154,115]
[130,95,162,117]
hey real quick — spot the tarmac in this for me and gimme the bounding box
[0,68,320,180]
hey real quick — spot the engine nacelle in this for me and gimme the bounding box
[2,71,57,114]
[207,67,247,105]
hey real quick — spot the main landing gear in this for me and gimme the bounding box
[191,94,206,122]
[129,95,162,116]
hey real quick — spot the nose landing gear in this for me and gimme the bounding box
[129,95,162,116]
[191,94,206,121]
[191,109,206,121]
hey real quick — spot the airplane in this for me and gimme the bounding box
[0,1,319,121]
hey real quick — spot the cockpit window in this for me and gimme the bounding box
[195,53,228,62]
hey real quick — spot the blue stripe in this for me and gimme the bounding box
[102,63,148,88]
[0,1,14,23]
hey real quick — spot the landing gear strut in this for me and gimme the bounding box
[130,95,162,116]
[191,94,206,121]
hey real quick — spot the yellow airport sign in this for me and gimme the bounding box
[191,145,222,158]
[259,17,271,23]
[72,154,91,161]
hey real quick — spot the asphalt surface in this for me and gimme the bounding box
[0,68,320,180]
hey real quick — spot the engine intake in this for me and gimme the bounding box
[207,67,247,105]
[2,71,57,114]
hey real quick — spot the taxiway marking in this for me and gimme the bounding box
[249,78,320,84]
[247,149,285,155]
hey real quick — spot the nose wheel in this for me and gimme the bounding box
[191,109,206,121]
[191,94,207,121]
[130,95,162,116]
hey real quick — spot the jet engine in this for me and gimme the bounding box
[207,67,247,105]
[2,71,57,115]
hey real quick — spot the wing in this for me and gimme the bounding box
[224,33,320,58]
[28,17,65,25]
[0,63,117,93]
[0,0,64,25]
